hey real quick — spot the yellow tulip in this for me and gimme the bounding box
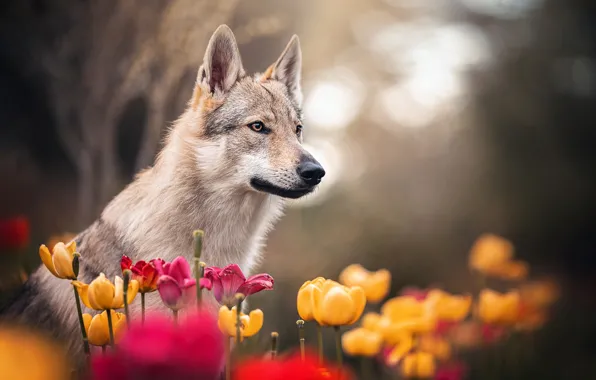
[401,352,436,378]
[82,311,127,346]
[519,279,560,308]
[39,241,77,280]
[297,277,326,321]
[218,306,263,341]
[341,327,383,357]
[382,314,437,337]
[469,234,513,271]
[489,260,529,281]
[418,334,451,361]
[381,296,426,322]
[425,289,472,322]
[311,280,366,326]
[477,289,520,325]
[339,264,391,303]
[73,273,139,310]
[0,324,70,380]
[386,333,414,365]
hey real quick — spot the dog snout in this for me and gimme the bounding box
[296,157,326,186]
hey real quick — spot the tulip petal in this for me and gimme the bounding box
[112,312,127,343]
[310,285,324,325]
[219,264,247,301]
[199,278,212,290]
[88,274,116,310]
[111,276,124,309]
[157,275,183,310]
[348,286,367,324]
[39,244,60,278]
[297,284,316,321]
[88,312,110,346]
[126,279,139,305]
[168,256,193,284]
[237,273,274,297]
[73,281,92,309]
[217,306,237,336]
[65,240,76,255]
[243,309,264,337]
[82,313,92,334]
[320,286,355,326]
[53,242,75,279]
[120,255,133,272]
[387,334,414,365]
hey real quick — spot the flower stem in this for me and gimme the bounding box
[72,283,90,357]
[316,323,324,365]
[225,336,231,380]
[101,345,106,354]
[271,332,279,360]
[334,326,343,367]
[123,270,131,329]
[106,309,115,348]
[193,230,204,307]
[173,309,178,323]
[296,320,306,362]
[141,293,146,324]
[235,294,245,346]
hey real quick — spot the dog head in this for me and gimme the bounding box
[180,25,325,199]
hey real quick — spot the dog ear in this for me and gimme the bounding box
[261,35,303,105]
[199,25,244,97]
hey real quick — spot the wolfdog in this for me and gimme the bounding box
[0,24,324,360]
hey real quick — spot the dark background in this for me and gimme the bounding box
[1,0,595,379]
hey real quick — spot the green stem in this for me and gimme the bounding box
[271,332,279,360]
[360,357,373,380]
[225,336,231,380]
[334,326,343,367]
[235,295,244,345]
[123,271,130,329]
[193,230,204,306]
[297,320,306,362]
[106,309,115,348]
[316,324,324,365]
[141,293,146,324]
[72,284,90,356]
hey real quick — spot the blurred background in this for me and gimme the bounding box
[1,0,595,379]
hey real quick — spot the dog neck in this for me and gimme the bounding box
[101,123,285,273]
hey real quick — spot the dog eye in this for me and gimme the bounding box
[248,121,267,133]
[296,125,303,136]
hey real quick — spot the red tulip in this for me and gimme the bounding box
[91,310,225,380]
[154,256,212,311]
[203,264,273,307]
[0,216,30,251]
[233,351,352,380]
[435,362,467,380]
[121,255,165,293]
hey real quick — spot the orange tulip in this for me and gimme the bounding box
[425,289,472,322]
[297,277,326,321]
[418,334,451,361]
[477,289,520,325]
[519,279,560,308]
[341,327,383,357]
[401,352,436,378]
[339,264,391,303]
[310,279,366,326]
[381,296,426,322]
[469,234,513,272]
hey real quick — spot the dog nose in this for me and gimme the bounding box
[297,161,326,186]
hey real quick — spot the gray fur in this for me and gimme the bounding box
[0,25,322,363]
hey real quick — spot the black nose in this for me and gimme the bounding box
[297,160,326,186]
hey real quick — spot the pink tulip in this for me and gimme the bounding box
[203,264,274,307]
[155,256,212,311]
[91,310,225,380]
